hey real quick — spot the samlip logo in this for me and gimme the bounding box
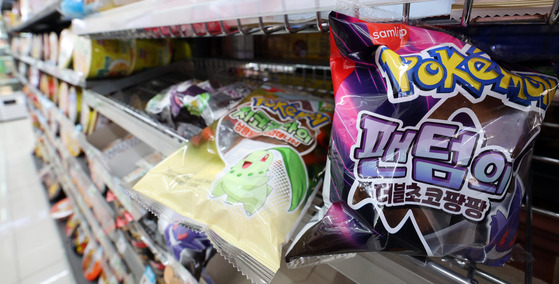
[372,26,408,39]
[368,24,410,49]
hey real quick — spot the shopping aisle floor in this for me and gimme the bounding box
[0,118,74,284]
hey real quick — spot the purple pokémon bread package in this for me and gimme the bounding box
[286,12,558,266]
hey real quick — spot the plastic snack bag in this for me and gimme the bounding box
[133,86,333,283]
[147,80,255,139]
[286,12,558,267]
[170,81,255,129]
[162,223,215,279]
[169,80,213,130]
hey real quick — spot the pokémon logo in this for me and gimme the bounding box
[377,43,558,111]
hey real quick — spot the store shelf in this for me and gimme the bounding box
[51,207,106,284]
[62,167,128,281]
[77,137,146,220]
[45,123,132,282]
[37,87,195,282]
[24,72,146,220]
[84,90,186,156]
[14,1,559,282]
[17,61,186,164]
[13,53,86,87]
[13,53,185,94]
[114,230,147,282]
[21,66,147,221]
[26,80,151,283]
[71,0,453,37]
[36,119,121,284]
[34,154,94,284]
[8,0,68,33]
[0,77,22,85]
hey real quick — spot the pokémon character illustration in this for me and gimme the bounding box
[211,147,307,215]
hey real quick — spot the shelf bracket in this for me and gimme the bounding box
[258,16,284,35]
[549,0,559,25]
[315,12,329,32]
[461,0,474,27]
[402,3,411,24]
[284,14,308,33]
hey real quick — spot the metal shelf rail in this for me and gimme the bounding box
[12,53,189,95]
[83,90,187,156]
[7,0,559,39]
[68,0,559,39]
[12,53,86,87]
[70,0,453,38]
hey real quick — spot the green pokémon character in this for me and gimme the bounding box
[211,148,307,216]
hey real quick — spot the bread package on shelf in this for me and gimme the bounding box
[133,86,334,283]
[285,12,558,268]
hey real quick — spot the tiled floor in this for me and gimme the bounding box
[0,118,75,284]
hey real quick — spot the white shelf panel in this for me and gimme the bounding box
[84,90,186,156]
[328,252,472,284]
[13,54,86,87]
[71,0,453,35]
[78,136,146,220]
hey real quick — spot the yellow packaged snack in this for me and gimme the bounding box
[73,37,134,78]
[133,87,333,283]
[130,39,171,73]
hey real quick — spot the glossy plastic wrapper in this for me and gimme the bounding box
[286,12,558,267]
[146,80,255,139]
[163,223,214,280]
[133,87,333,283]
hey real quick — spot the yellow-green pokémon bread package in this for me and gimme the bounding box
[133,86,333,283]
